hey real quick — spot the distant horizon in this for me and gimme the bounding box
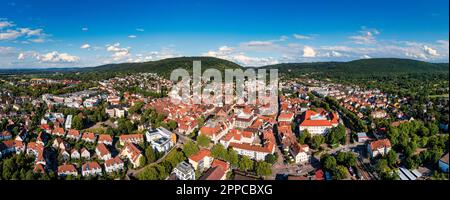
[1,0,448,68]
[0,56,449,70]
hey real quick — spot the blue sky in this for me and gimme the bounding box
[0,0,448,68]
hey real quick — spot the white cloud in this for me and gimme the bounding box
[80,43,91,49]
[128,35,137,39]
[0,20,49,42]
[37,51,80,63]
[302,46,316,57]
[203,46,279,66]
[349,27,380,44]
[361,55,371,59]
[0,30,21,40]
[29,38,45,43]
[423,45,439,56]
[242,41,274,47]
[106,43,131,61]
[19,28,44,37]
[293,34,312,40]
[82,27,89,31]
[17,53,25,60]
[136,28,145,32]
[0,19,14,29]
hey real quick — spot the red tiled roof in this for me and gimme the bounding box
[96,143,111,156]
[82,161,101,171]
[189,149,211,162]
[211,159,230,172]
[300,109,339,127]
[58,164,77,173]
[67,129,81,137]
[53,127,65,135]
[369,139,392,150]
[105,156,123,167]
[98,134,113,142]
[199,166,226,180]
[82,132,96,140]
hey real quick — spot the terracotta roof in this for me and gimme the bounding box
[105,156,124,167]
[189,149,211,162]
[53,127,65,135]
[300,109,339,127]
[67,129,81,137]
[98,134,113,143]
[199,166,226,180]
[278,112,295,121]
[82,161,101,171]
[369,139,392,150]
[58,164,77,173]
[211,159,229,172]
[82,132,96,140]
[96,143,111,156]
[200,126,220,137]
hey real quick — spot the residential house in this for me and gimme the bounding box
[81,132,96,143]
[119,142,143,168]
[71,149,80,160]
[52,127,66,137]
[199,166,227,180]
[82,161,103,176]
[66,129,81,141]
[52,138,68,151]
[290,143,310,164]
[104,156,125,173]
[367,139,392,158]
[81,148,91,160]
[188,149,213,171]
[172,161,195,180]
[57,164,78,177]
[98,134,113,146]
[145,127,176,153]
[96,143,112,161]
[119,134,144,146]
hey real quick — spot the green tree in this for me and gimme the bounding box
[333,165,349,180]
[182,141,200,157]
[238,156,254,172]
[196,135,211,148]
[255,161,272,177]
[139,155,147,167]
[321,155,337,171]
[226,148,239,167]
[211,144,227,160]
[311,135,325,149]
[72,115,84,130]
[2,158,16,180]
[386,150,398,167]
[298,130,311,144]
[145,147,157,163]
[265,154,277,165]
[138,167,159,180]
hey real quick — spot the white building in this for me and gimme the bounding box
[65,115,73,130]
[145,127,175,153]
[173,161,195,180]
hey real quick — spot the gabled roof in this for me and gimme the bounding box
[369,139,392,150]
[189,149,211,163]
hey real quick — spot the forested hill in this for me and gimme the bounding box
[82,57,242,77]
[259,58,449,78]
